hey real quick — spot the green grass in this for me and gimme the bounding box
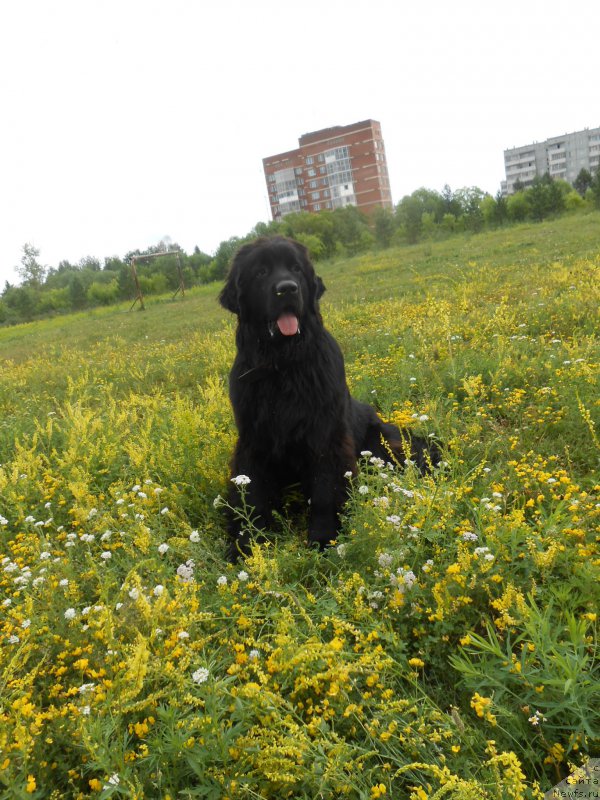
[1,213,599,799]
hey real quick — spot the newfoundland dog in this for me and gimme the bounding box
[219,235,439,560]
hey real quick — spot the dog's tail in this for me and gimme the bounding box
[376,421,441,473]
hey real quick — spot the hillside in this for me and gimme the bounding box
[1,214,599,798]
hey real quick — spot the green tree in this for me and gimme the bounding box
[330,206,374,255]
[528,174,566,221]
[372,206,395,248]
[69,274,88,310]
[396,195,423,243]
[281,211,337,258]
[506,191,529,222]
[212,236,247,280]
[17,243,46,287]
[564,190,585,211]
[481,192,508,228]
[294,233,326,261]
[573,168,593,197]
[454,187,486,231]
[2,284,38,320]
[591,166,600,209]
[441,184,462,218]
[79,255,101,271]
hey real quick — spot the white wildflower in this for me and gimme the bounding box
[378,552,393,569]
[192,667,209,684]
[177,560,195,583]
[372,496,390,508]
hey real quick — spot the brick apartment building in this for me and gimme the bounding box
[263,119,393,221]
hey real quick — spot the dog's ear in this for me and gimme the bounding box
[218,271,239,314]
[315,275,326,300]
[219,245,248,314]
[290,238,326,306]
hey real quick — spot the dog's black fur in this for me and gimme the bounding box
[219,236,439,560]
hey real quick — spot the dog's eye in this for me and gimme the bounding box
[291,263,302,272]
[255,266,268,278]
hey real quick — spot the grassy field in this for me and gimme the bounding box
[1,214,599,799]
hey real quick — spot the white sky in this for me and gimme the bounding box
[1,0,598,286]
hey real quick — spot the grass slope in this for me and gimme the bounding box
[1,214,599,799]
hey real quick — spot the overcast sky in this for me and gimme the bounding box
[1,0,598,286]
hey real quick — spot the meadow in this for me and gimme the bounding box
[1,214,599,799]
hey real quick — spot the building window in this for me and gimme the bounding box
[307,168,316,177]
[311,191,320,200]
[305,156,314,165]
[314,203,321,211]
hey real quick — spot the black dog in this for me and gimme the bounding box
[219,236,438,560]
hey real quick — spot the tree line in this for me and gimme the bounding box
[2,168,600,326]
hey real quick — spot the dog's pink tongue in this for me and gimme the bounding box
[277,312,299,336]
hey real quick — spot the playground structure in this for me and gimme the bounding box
[129,250,186,311]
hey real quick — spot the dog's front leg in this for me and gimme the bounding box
[306,452,351,550]
[226,442,278,560]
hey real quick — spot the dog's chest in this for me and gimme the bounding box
[233,359,343,451]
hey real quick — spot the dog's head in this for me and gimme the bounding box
[219,236,326,338]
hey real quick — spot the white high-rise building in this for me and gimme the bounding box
[503,126,600,194]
